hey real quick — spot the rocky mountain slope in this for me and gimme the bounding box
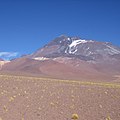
[1,35,120,81]
[31,35,120,62]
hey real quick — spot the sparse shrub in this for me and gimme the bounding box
[106,116,111,120]
[71,114,79,120]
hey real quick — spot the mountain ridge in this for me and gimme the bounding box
[30,35,120,62]
[1,35,120,81]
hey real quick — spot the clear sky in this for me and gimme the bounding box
[0,0,120,60]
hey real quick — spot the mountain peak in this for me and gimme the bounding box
[57,35,81,41]
[2,35,120,81]
[30,35,120,62]
[59,34,68,38]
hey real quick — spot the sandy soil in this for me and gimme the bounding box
[0,75,120,120]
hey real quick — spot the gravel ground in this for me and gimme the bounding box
[0,75,120,120]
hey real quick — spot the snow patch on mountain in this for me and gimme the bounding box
[68,39,93,54]
[69,40,87,48]
[33,57,50,61]
[105,45,120,55]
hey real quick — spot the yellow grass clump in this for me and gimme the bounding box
[71,113,79,120]
[106,116,112,120]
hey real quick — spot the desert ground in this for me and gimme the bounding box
[0,74,120,120]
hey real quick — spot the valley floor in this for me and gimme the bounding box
[0,74,120,120]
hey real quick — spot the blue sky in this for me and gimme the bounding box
[0,0,120,60]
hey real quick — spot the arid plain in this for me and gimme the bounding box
[0,74,120,120]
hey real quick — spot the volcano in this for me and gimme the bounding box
[1,35,120,81]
